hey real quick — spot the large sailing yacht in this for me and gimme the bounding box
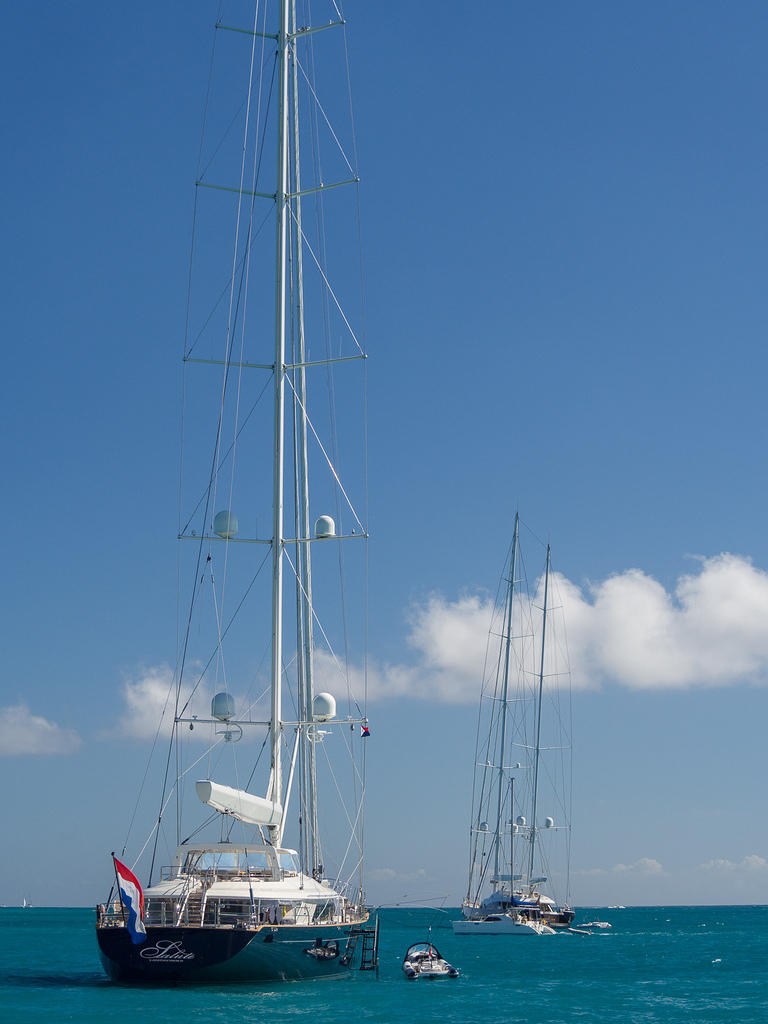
[97,0,375,983]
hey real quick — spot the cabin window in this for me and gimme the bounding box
[278,852,298,873]
[182,849,272,876]
[243,851,271,873]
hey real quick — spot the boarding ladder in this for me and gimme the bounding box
[341,916,379,973]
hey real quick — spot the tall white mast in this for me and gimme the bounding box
[287,0,320,876]
[269,0,292,845]
[493,513,519,885]
[527,543,551,887]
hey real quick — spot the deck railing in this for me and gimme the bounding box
[97,897,369,930]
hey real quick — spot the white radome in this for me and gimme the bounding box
[213,510,238,539]
[313,692,336,721]
[314,515,335,538]
[212,692,236,721]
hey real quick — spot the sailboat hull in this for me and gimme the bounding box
[452,916,554,936]
[97,923,359,984]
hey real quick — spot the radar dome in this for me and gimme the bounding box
[314,515,335,539]
[544,816,555,829]
[516,815,526,827]
[313,692,336,721]
[212,692,236,721]
[214,510,238,539]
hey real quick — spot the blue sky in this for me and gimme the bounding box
[2,0,768,909]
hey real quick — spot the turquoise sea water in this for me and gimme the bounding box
[1,906,766,1023]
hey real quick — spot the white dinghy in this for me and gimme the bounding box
[402,942,459,979]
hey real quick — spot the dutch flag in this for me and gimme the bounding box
[113,855,147,945]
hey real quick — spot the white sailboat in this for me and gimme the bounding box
[97,0,375,983]
[453,515,573,937]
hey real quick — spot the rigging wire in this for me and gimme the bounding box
[209,4,267,715]
[179,371,273,537]
[153,3,267,871]
[177,545,272,718]
[282,546,364,719]
[283,373,365,532]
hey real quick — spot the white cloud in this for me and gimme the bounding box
[698,855,768,872]
[349,553,768,703]
[575,857,665,877]
[121,553,768,719]
[316,594,492,703]
[118,664,212,740]
[117,664,263,741]
[368,867,427,883]
[557,553,768,689]
[612,857,665,875]
[0,703,81,756]
[368,867,397,881]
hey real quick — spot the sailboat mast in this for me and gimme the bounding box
[287,0,320,874]
[269,0,292,842]
[493,513,519,885]
[527,543,550,887]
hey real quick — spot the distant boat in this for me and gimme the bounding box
[454,515,574,937]
[21,898,31,909]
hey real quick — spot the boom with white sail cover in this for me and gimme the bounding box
[195,781,282,828]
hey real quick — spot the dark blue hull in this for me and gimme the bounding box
[97,923,358,984]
